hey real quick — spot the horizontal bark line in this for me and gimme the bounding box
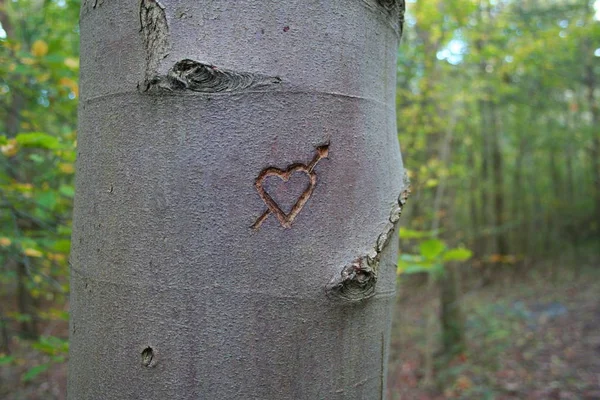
[81,88,396,109]
[143,59,282,94]
[70,268,397,301]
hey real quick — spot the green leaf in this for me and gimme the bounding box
[430,263,446,279]
[399,253,422,263]
[401,264,432,275]
[28,154,46,164]
[419,239,446,260]
[443,247,473,262]
[0,135,7,145]
[11,312,33,322]
[44,54,66,63]
[37,191,57,211]
[32,336,69,355]
[398,253,436,275]
[399,228,441,239]
[53,239,71,253]
[57,225,72,236]
[22,363,50,382]
[59,184,74,198]
[0,355,15,366]
[15,132,60,149]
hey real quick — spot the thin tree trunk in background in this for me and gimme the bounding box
[467,148,480,252]
[565,119,575,202]
[0,308,9,354]
[429,111,465,368]
[511,112,527,257]
[69,1,407,399]
[16,261,38,339]
[548,142,562,251]
[466,98,482,258]
[476,1,492,268]
[440,261,464,355]
[490,102,508,256]
[527,158,543,256]
[584,40,599,220]
[479,99,491,251]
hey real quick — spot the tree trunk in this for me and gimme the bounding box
[16,261,39,339]
[69,1,407,399]
[584,39,599,220]
[440,263,465,356]
[490,103,508,256]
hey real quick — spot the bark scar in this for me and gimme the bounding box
[327,173,410,302]
[140,0,170,89]
[144,59,282,94]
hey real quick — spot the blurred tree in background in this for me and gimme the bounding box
[398,0,599,267]
[393,0,600,397]
[395,0,599,393]
[0,0,598,398]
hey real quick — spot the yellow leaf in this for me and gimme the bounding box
[47,253,66,262]
[31,40,49,57]
[15,183,33,192]
[455,376,472,391]
[59,77,79,98]
[33,275,43,284]
[1,139,18,157]
[425,178,439,188]
[21,57,36,65]
[58,163,75,174]
[64,57,79,69]
[24,248,43,258]
[0,237,11,247]
[37,73,51,83]
[489,254,503,263]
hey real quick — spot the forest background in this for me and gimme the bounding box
[0,0,598,399]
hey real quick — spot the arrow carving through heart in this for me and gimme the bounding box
[252,143,329,230]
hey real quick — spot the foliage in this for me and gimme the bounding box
[398,229,473,279]
[0,0,79,384]
[398,0,600,263]
[395,0,599,387]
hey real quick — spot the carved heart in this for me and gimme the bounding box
[263,170,310,214]
[255,164,317,228]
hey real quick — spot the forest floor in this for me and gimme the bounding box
[388,262,600,400]
[1,260,599,399]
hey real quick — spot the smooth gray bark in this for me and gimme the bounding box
[69,1,407,399]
